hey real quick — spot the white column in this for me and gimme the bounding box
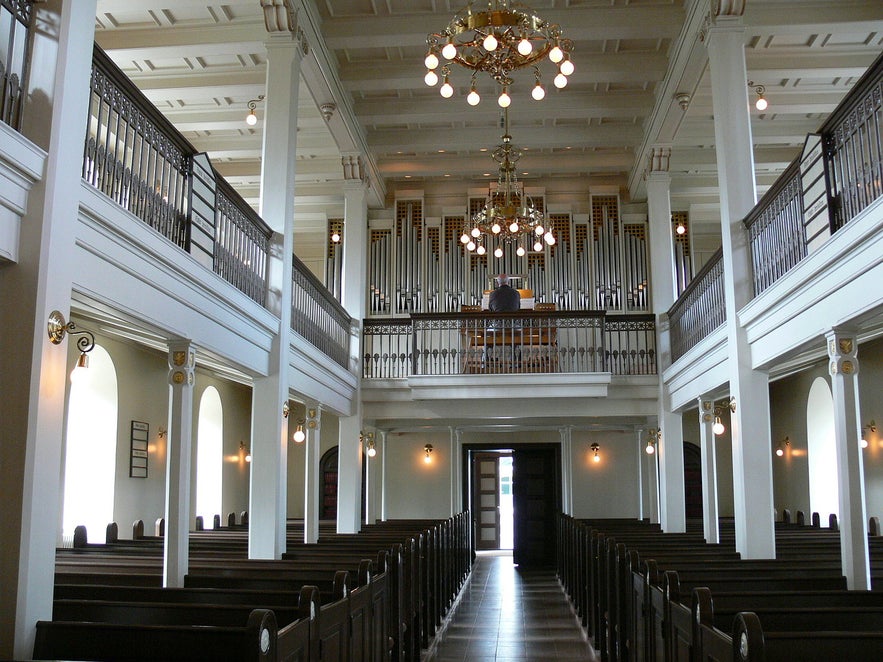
[248,10,306,560]
[303,406,322,544]
[706,7,775,559]
[826,330,870,589]
[8,2,98,657]
[647,436,661,525]
[646,151,685,532]
[164,343,196,587]
[379,430,388,521]
[698,398,720,543]
[559,427,573,515]
[636,428,645,521]
[341,173,369,320]
[337,413,362,534]
[364,432,378,525]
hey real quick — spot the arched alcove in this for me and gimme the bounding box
[63,345,118,543]
[196,386,223,528]
[807,377,838,520]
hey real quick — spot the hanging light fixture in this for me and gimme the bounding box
[646,429,660,455]
[748,81,767,111]
[712,398,737,436]
[245,95,265,126]
[424,444,434,464]
[47,310,96,382]
[365,432,377,458]
[459,109,553,257]
[590,442,601,463]
[292,421,306,443]
[424,1,574,107]
[775,437,790,457]
[861,421,876,449]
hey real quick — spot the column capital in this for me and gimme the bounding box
[167,342,195,387]
[342,154,369,184]
[306,404,321,432]
[712,0,746,18]
[826,328,860,377]
[262,0,308,54]
[647,146,672,175]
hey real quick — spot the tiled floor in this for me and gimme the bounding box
[424,551,599,661]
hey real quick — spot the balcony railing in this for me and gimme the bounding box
[668,248,725,363]
[670,51,883,360]
[82,46,272,306]
[362,311,656,379]
[292,254,351,370]
[0,0,35,131]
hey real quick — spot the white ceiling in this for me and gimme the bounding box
[94,0,883,239]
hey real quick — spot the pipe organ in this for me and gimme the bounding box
[366,193,651,317]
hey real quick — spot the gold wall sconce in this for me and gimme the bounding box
[775,436,790,457]
[365,432,377,458]
[292,421,306,443]
[157,426,167,439]
[646,429,660,455]
[245,94,265,126]
[48,310,96,381]
[712,398,737,436]
[590,442,601,463]
[424,444,434,464]
[240,441,252,463]
[861,421,876,449]
[748,81,767,110]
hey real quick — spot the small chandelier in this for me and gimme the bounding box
[425,0,574,108]
[460,110,554,258]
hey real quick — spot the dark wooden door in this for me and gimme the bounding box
[684,442,702,519]
[472,452,502,550]
[320,446,339,521]
[512,446,560,568]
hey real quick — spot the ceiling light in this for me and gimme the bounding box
[460,109,553,259]
[426,1,573,108]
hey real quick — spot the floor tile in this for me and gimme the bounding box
[423,551,599,661]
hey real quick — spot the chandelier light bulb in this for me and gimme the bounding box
[498,88,511,108]
[425,53,439,69]
[544,232,555,245]
[466,240,476,251]
[467,88,481,106]
[476,245,486,255]
[483,33,498,51]
[331,232,341,243]
[532,82,545,100]
[425,70,439,86]
[560,58,575,76]
[534,225,544,235]
[367,446,376,458]
[494,247,504,258]
[676,222,686,235]
[549,44,564,64]
[460,233,470,244]
[554,72,568,88]
[646,442,655,455]
[509,221,520,233]
[491,223,501,234]
[534,240,543,252]
[517,37,533,56]
[516,246,526,257]
[440,79,454,98]
[471,227,481,238]
[246,110,257,126]
[442,41,457,60]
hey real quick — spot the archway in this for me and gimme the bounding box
[807,377,837,520]
[196,386,223,528]
[63,344,118,543]
[320,446,339,520]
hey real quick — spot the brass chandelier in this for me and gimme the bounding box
[424,0,574,107]
[460,110,555,258]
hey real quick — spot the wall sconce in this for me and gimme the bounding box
[423,444,434,464]
[157,426,167,439]
[365,432,376,458]
[240,441,251,463]
[775,436,790,457]
[47,310,96,382]
[712,398,737,436]
[590,442,601,463]
[646,429,659,455]
[861,421,876,449]
[292,421,306,444]
[748,81,767,111]
[245,95,265,126]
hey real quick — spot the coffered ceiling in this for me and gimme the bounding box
[94,0,883,240]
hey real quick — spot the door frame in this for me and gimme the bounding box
[461,442,562,552]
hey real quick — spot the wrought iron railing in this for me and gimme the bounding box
[0,0,36,130]
[82,46,272,307]
[292,254,352,370]
[668,248,725,363]
[823,55,883,231]
[362,311,656,379]
[744,159,806,296]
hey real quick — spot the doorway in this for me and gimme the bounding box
[464,443,560,568]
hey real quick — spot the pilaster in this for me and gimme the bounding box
[698,398,720,543]
[303,405,322,543]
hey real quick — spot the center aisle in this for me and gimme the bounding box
[424,551,599,661]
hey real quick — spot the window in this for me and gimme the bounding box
[196,386,223,528]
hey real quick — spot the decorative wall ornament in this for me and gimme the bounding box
[261,0,297,33]
[168,344,195,387]
[648,147,672,173]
